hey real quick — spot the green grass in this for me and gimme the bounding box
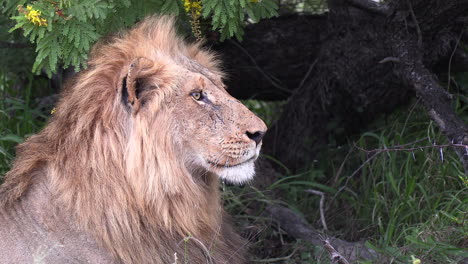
[342,104,467,263]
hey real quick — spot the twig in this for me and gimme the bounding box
[401,98,421,136]
[305,189,328,231]
[178,236,214,264]
[354,141,468,154]
[228,40,291,94]
[447,28,465,91]
[251,247,299,262]
[323,240,350,264]
[225,226,264,264]
[330,147,355,189]
[378,57,401,64]
[298,58,319,90]
[328,151,380,209]
[406,0,422,47]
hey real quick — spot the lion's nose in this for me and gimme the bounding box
[246,131,266,146]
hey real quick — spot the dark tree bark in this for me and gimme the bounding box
[253,0,468,171]
[215,0,468,172]
[214,14,327,100]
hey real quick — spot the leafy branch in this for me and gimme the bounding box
[1,0,278,75]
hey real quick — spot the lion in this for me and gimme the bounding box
[0,16,267,264]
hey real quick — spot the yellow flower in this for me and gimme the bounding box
[183,0,202,17]
[184,0,191,12]
[25,5,48,27]
[183,0,203,40]
[51,107,57,115]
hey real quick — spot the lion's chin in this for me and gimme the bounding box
[217,161,256,184]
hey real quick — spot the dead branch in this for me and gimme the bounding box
[323,240,351,264]
[354,141,468,155]
[266,204,379,263]
[251,247,299,263]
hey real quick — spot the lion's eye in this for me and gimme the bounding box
[191,91,204,101]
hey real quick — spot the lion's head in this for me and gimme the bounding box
[123,56,266,185]
[0,16,266,264]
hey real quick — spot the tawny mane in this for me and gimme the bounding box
[0,16,246,264]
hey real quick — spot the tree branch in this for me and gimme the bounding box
[394,42,468,173]
[410,71,468,173]
[344,0,392,16]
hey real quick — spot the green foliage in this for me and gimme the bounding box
[279,0,328,14]
[0,15,35,74]
[202,0,278,40]
[302,0,327,14]
[0,72,49,175]
[1,0,278,76]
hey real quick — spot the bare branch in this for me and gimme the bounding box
[406,0,422,47]
[228,40,291,94]
[447,29,464,90]
[344,0,391,16]
[354,141,468,154]
[323,240,350,264]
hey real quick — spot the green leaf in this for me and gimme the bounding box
[161,0,180,15]
[0,134,24,143]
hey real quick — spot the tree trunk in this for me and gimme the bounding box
[254,0,468,171]
[213,14,327,100]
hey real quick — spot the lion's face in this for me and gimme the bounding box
[121,55,266,184]
[170,71,267,184]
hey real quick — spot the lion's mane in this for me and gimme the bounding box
[0,16,246,264]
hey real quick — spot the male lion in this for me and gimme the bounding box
[0,16,266,264]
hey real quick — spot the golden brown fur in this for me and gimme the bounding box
[0,16,266,264]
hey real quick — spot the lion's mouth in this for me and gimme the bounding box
[207,155,257,168]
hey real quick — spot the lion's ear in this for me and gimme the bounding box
[122,57,158,114]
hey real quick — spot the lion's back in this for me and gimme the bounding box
[0,179,114,264]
